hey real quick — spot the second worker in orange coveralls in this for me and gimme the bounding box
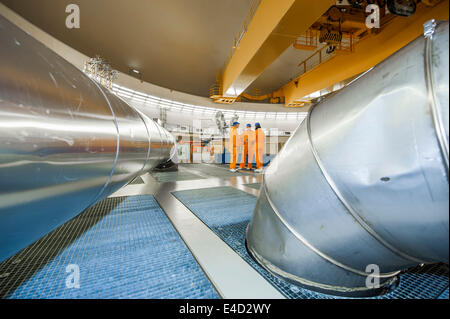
[229,121,240,172]
[239,124,255,170]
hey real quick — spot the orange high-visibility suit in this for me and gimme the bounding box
[240,129,255,169]
[255,128,265,170]
[229,126,240,170]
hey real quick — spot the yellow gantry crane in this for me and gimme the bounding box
[210,0,449,107]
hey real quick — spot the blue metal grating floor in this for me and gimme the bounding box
[0,195,219,299]
[172,186,449,299]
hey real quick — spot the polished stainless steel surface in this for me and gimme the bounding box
[0,15,175,263]
[246,20,449,296]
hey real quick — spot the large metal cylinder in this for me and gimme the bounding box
[0,15,175,263]
[246,20,449,297]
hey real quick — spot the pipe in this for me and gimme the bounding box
[246,20,449,297]
[0,15,175,263]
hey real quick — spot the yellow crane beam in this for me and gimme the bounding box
[280,1,449,106]
[221,0,335,98]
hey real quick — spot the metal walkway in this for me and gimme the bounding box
[150,170,206,183]
[0,195,219,299]
[1,164,448,299]
[172,185,449,299]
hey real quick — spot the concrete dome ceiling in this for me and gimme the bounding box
[1,0,262,97]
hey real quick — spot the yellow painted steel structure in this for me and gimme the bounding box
[280,1,449,106]
[221,0,336,98]
[240,91,285,104]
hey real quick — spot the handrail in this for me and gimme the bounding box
[220,0,262,76]
[295,32,355,81]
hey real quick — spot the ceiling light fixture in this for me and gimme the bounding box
[83,55,118,89]
[128,67,144,82]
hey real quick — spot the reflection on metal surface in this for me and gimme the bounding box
[424,19,449,175]
[246,20,449,297]
[0,15,175,263]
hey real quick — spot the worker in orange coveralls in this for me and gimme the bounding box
[239,124,255,170]
[254,122,265,173]
[229,121,240,172]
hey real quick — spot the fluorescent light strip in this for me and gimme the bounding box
[112,84,307,120]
